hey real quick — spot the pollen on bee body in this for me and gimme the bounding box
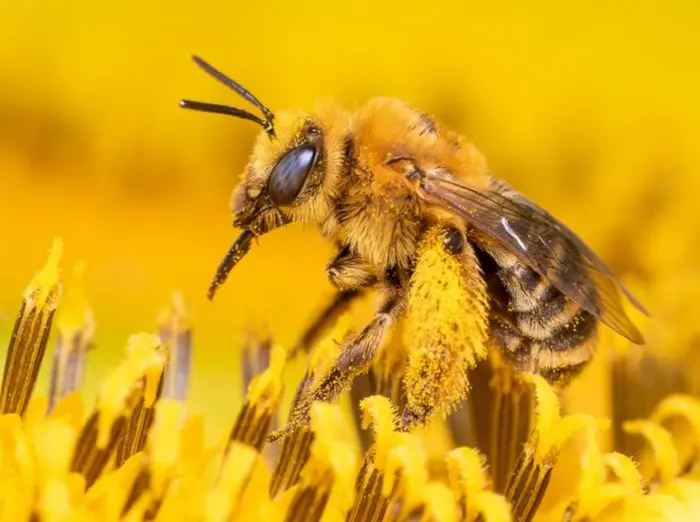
[403,225,489,426]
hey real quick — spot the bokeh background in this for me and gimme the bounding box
[1,1,699,443]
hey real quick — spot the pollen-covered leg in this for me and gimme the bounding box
[289,245,377,359]
[279,279,405,437]
[289,289,363,359]
[401,226,489,429]
[312,287,402,400]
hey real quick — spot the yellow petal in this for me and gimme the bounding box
[38,479,73,522]
[360,395,399,469]
[419,482,460,522]
[155,475,207,522]
[310,402,358,510]
[0,414,35,520]
[24,395,49,432]
[623,420,679,484]
[472,491,512,522]
[206,442,259,522]
[526,374,602,463]
[383,434,429,510]
[621,491,690,521]
[650,394,700,470]
[575,482,640,521]
[247,344,286,405]
[604,452,645,495]
[48,391,84,431]
[34,419,76,481]
[281,402,359,522]
[148,399,183,497]
[576,423,608,494]
[55,261,91,339]
[446,446,497,521]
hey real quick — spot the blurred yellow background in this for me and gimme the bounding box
[1,0,699,440]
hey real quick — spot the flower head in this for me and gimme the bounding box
[2,240,700,522]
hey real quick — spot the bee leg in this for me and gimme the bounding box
[280,272,405,433]
[325,243,378,291]
[312,282,404,401]
[400,225,490,431]
[289,244,378,359]
[288,289,363,359]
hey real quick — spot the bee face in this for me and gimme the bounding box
[179,57,352,299]
[231,112,327,232]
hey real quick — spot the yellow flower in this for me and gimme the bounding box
[3,2,700,519]
[2,239,700,522]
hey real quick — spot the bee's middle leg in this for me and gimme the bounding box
[289,244,378,358]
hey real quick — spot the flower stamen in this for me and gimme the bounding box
[1,238,63,415]
[505,375,596,521]
[47,261,94,413]
[158,291,192,401]
[283,402,358,522]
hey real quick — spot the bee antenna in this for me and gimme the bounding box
[185,55,276,138]
[179,100,269,129]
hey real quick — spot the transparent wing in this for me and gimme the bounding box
[418,170,648,344]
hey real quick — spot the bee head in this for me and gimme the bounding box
[180,56,348,299]
[229,112,325,228]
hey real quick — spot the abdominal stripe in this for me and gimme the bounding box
[475,247,599,382]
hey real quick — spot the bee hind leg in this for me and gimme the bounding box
[399,225,490,431]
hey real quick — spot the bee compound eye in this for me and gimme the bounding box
[267,145,317,206]
[442,227,465,255]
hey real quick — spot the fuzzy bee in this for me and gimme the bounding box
[180,56,648,429]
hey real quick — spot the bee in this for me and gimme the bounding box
[180,55,648,428]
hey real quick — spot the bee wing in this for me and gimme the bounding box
[418,170,649,344]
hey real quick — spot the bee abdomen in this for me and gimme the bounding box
[488,261,599,385]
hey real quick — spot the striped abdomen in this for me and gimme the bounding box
[474,245,599,385]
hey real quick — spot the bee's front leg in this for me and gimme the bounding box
[289,244,378,359]
[325,243,378,291]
